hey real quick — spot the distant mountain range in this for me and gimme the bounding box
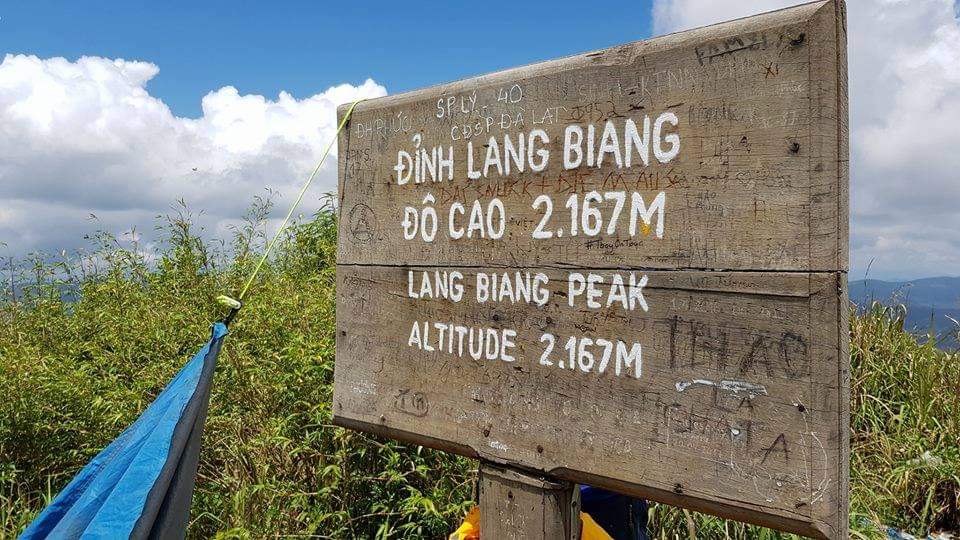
[849,277,960,349]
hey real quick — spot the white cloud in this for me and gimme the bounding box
[653,0,960,279]
[652,0,798,35]
[0,54,386,257]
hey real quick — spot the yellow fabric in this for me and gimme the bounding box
[448,506,479,540]
[580,511,614,540]
[448,506,613,540]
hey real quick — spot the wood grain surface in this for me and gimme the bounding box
[479,463,581,540]
[334,1,849,537]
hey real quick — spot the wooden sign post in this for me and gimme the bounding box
[479,463,581,539]
[334,1,849,537]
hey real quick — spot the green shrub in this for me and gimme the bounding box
[0,203,956,538]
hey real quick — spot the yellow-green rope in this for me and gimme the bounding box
[217,99,361,312]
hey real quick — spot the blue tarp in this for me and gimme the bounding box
[21,323,228,540]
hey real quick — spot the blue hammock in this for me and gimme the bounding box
[21,323,228,540]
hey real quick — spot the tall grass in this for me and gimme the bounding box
[0,203,957,538]
[0,202,473,539]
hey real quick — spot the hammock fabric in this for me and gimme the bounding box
[21,323,228,540]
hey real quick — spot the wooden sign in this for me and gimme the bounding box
[334,1,849,537]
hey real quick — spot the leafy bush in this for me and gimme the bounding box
[0,203,956,538]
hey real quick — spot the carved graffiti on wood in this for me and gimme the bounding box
[334,2,849,538]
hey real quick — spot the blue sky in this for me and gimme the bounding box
[1,0,654,117]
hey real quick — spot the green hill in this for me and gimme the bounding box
[1,206,957,538]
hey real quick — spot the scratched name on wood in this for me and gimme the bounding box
[334,2,848,538]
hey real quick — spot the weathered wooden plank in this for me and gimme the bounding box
[335,266,843,538]
[807,0,848,274]
[479,463,581,540]
[333,1,849,537]
[337,1,842,273]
